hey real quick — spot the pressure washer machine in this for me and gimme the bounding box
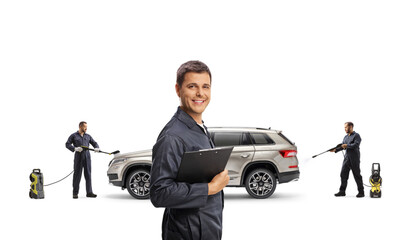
[29,169,45,199]
[369,163,382,198]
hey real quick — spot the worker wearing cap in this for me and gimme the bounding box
[150,61,229,240]
[332,122,364,198]
[65,121,100,199]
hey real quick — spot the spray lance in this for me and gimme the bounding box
[81,146,120,155]
[312,143,344,158]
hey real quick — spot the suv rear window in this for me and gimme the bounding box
[250,133,275,145]
[278,132,294,145]
[211,132,251,147]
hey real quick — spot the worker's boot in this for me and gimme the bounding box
[334,191,346,197]
[87,192,97,198]
[356,191,365,198]
[73,194,78,199]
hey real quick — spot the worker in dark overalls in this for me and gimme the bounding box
[332,122,364,198]
[150,61,229,240]
[66,121,100,199]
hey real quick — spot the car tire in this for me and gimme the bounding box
[126,169,151,199]
[245,168,277,199]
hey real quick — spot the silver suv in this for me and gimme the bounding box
[107,127,299,199]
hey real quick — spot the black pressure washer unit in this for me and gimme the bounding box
[369,163,382,198]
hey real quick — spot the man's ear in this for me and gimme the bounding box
[175,83,180,98]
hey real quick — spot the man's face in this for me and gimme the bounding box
[344,123,352,134]
[79,123,87,133]
[176,72,211,119]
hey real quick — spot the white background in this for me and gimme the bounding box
[1,1,416,239]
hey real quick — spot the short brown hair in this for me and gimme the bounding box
[345,122,354,127]
[79,121,87,127]
[176,60,211,87]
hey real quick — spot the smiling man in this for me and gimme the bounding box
[150,60,229,240]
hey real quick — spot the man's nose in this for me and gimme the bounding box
[196,87,202,97]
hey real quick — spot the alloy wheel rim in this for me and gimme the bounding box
[129,171,151,197]
[248,171,273,196]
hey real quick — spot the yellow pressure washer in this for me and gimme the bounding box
[29,169,45,199]
[369,163,382,198]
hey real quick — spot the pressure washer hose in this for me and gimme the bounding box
[44,171,74,186]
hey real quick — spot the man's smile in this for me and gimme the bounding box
[192,99,206,105]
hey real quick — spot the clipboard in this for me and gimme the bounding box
[176,147,234,183]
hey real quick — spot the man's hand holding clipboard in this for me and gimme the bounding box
[208,169,230,195]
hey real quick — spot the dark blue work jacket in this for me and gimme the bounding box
[342,131,361,162]
[150,107,223,240]
[65,132,99,160]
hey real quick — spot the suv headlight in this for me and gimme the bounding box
[109,158,126,166]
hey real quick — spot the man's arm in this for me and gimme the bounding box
[89,135,99,149]
[65,134,75,152]
[150,135,209,209]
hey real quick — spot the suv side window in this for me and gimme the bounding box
[250,133,275,145]
[211,132,251,147]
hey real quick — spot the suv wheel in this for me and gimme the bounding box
[245,168,276,199]
[126,169,151,199]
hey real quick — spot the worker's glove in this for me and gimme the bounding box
[94,148,100,153]
[75,147,83,152]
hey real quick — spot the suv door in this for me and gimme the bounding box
[210,131,254,186]
[250,132,279,168]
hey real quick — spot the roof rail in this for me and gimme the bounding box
[255,127,272,130]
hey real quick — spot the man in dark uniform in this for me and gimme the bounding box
[332,122,365,198]
[66,121,100,199]
[150,60,229,240]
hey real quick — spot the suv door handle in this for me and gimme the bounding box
[240,154,250,158]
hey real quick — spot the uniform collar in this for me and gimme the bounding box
[348,131,356,136]
[175,106,203,130]
[76,131,86,137]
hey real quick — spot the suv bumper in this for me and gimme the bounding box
[107,173,123,187]
[278,170,300,183]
